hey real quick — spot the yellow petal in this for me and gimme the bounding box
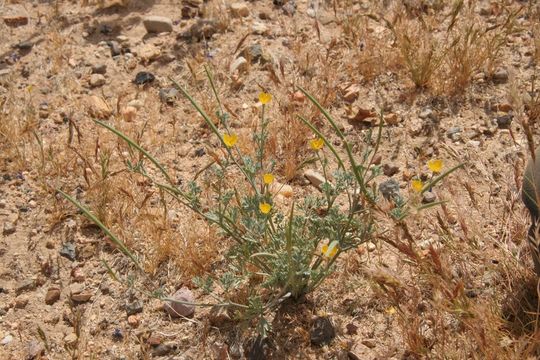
[385,306,396,315]
[263,173,275,185]
[427,159,443,173]
[223,133,238,148]
[259,92,272,105]
[310,138,324,151]
[259,202,272,214]
[322,242,339,258]
[411,179,423,193]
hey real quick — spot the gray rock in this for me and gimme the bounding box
[16,279,35,295]
[126,300,144,316]
[26,339,44,359]
[143,16,173,33]
[159,87,179,104]
[240,44,263,63]
[419,108,437,122]
[304,169,327,189]
[422,191,436,204]
[152,343,173,357]
[496,114,513,129]
[60,242,77,261]
[379,178,400,200]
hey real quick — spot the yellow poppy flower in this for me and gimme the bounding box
[321,242,339,258]
[411,179,423,193]
[263,173,274,185]
[385,306,396,315]
[223,133,238,148]
[427,159,443,173]
[310,138,324,151]
[259,92,272,105]
[259,202,272,214]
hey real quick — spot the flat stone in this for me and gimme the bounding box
[252,22,268,35]
[422,191,437,204]
[59,242,77,261]
[86,95,112,119]
[304,169,327,190]
[16,279,35,295]
[143,16,173,33]
[4,15,28,27]
[15,295,29,309]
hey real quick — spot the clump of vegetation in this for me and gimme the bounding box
[59,67,459,338]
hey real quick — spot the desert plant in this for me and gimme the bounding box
[58,67,460,337]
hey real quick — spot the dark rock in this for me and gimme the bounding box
[125,300,143,316]
[16,41,33,50]
[492,68,509,84]
[59,242,77,261]
[133,72,155,85]
[107,41,121,57]
[91,64,107,74]
[112,328,123,341]
[496,114,513,129]
[382,164,399,177]
[379,178,400,200]
[194,148,205,157]
[310,316,335,346]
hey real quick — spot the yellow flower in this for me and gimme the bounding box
[223,133,238,148]
[263,173,274,185]
[385,306,396,315]
[411,179,423,193]
[259,202,272,214]
[259,92,272,105]
[321,242,339,258]
[310,138,324,151]
[427,159,443,173]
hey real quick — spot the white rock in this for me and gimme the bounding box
[143,16,173,33]
[1,335,13,345]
